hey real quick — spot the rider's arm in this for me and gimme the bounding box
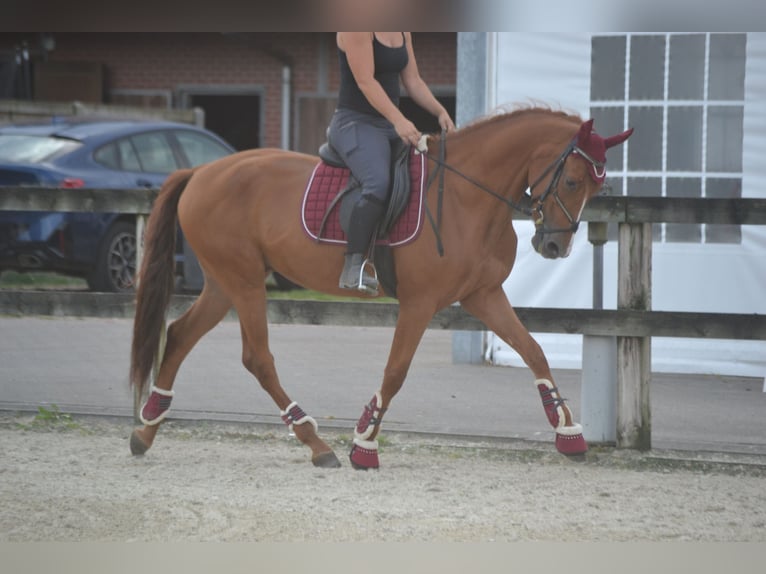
[399,33,455,133]
[338,32,421,145]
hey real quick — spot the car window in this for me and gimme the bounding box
[0,135,81,163]
[174,130,233,167]
[94,139,142,172]
[131,132,179,173]
[118,139,142,171]
[94,143,119,169]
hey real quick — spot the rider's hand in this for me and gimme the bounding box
[438,111,456,134]
[394,117,422,147]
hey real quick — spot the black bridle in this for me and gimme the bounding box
[527,139,599,236]
[423,134,605,255]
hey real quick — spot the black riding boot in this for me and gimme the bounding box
[340,196,384,294]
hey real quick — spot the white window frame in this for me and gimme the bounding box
[591,32,746,244]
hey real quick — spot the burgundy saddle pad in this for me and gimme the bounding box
[301,148,427,247]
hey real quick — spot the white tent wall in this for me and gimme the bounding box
[486,32,766,378]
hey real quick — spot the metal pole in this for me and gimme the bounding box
[452,32,490,364]
[581,222,617,444]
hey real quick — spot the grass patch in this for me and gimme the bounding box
[267,288,396,304]
[0,271,86,290]
[16,405,85,432]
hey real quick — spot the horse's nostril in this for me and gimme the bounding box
[546,241,559,257]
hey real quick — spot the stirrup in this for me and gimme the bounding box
[356,258,379,295]
[340,254,379,295]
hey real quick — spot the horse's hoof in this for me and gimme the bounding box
[555,424,588,456]
[129,429,150,456]
[312,451,342,468]
[349,439,379,470]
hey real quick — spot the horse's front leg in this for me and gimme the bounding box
[461,288,587,456]
[349,303,435,470]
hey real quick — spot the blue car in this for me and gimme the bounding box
[0,119,236,291]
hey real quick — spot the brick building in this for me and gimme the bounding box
[0,33,457,154]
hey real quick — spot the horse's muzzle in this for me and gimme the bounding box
[532,230,568,259]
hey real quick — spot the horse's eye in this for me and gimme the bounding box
[565,178,577,191]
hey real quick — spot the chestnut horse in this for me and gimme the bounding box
[129,107,632,469]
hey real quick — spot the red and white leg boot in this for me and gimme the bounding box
[349,391,387,470]
[280,402,342,468]
[536,379,588,456]
[140,386,174,425]
[280,402,319,435]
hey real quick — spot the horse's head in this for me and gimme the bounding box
[529,119,633,259]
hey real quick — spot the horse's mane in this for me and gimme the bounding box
[453,104,583,139]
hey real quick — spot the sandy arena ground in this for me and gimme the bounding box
[1,412,765,542]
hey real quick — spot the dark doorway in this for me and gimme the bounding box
[189,94,261,151]
[400,95,456,134]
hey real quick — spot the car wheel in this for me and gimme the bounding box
[87,221,137,292]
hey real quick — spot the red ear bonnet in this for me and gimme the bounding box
[573,120,634,183]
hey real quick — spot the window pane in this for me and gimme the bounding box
[118,140,141,172]
[667,106,703,171]
[629,35,665,100]
[705,177,742,243]
[627,176,662,240]
[628,177,662,197]
[591,107,625,170]
[707,106,743,172]
[668,34,705,100]
[709,34,746,100]
[706,177,742,199]
[174,131,232,167]
[666,177,701,198]
[132,132,178,174]
[604,177,623,197]
[665,177,701,243]
[94,143,119,169]
[591,36,626,101]
[627,107,663,171]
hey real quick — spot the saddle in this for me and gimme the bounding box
[301,139,428,298]
[316,139,418,241]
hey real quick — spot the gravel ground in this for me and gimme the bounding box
[1,412,765,542]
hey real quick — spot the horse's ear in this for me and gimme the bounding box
[577,119,595,143]
[604,128,634,149]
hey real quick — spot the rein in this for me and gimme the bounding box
[423,133,604,254]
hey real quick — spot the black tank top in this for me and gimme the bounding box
[337,33,409,118]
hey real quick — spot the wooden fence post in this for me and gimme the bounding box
[617,221,652,450]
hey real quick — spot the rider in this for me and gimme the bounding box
[328,32,455,294]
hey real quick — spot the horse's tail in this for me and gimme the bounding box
[129,168,194,396]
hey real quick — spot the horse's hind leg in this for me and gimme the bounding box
[460,287,588,456]
[130,278,232,455]
[234,286,341,468]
